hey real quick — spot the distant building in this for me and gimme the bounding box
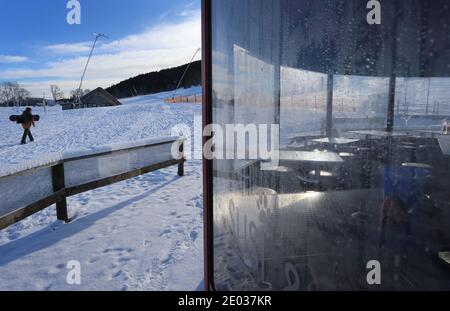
[36,99,57,107]
[62,87,122,110]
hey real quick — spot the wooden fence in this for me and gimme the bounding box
[0,137,185,231]
[164,94,202,104]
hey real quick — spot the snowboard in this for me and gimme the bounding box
[9,115,40,123]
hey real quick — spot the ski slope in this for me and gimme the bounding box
[0,87,204,291]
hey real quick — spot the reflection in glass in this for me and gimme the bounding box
[210,0,450,290]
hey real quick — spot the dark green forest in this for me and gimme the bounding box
[106,61,201,99]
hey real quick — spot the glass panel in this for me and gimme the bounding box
[333,75,389,133]
[0,168,53,217]
[64,143,175,187]
[281,68,328,146]
[211,0,450,290]
[395,78,450,130]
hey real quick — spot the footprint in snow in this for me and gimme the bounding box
[159,227,171,237]
[142,239,152,247]
[190,230,198,241]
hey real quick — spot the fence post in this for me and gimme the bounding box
[51,163,69,223]
[178,141,185,177]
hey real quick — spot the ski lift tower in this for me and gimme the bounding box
[75,33,108,104]
[172,48,201,100]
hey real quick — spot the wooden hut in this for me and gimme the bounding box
[62,88,121,110]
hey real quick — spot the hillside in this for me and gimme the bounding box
[106,61,201,99]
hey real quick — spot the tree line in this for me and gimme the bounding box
[0,82,91,107]
[0,82,31,107]
[49,85,91,102]
[106,60,201,99]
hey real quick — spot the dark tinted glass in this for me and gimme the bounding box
[211,0,450,290]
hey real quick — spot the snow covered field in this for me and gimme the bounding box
[0,87,204,291]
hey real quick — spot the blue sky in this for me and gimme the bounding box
[0,0,201,97]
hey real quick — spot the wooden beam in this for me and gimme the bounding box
[52,164,69,223]
[178,142,185,177]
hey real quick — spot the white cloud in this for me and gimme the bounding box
[98,11,200,53]
[0,55,29,63]
[5,47,200,89]
[45,42,92,54]
[178,1,197,16]
[178,8,198,17]
[2,9,201,96]
[43,10,200,55]
[22,79,114,98]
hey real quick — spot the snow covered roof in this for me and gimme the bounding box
[81,87,122,106]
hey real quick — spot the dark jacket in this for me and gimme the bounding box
[21,111,35,130]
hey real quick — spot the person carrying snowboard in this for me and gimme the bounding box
[20,107,35,145]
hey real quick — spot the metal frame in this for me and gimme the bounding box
[0,138,185,231]
[202,0,214,291]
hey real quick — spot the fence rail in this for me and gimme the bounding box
[0,137,185,231]
[164,93,202,104]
